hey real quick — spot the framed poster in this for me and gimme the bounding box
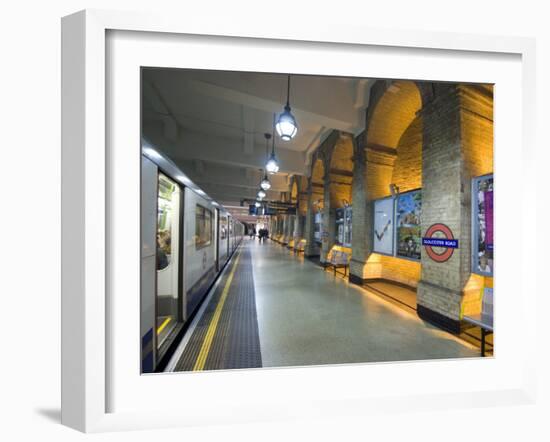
[335,208,344,245]
[60,9,534,434]
[395,190,422,260]
[472,174,494,275]
[314,211,323,243]
[373,197,394,255]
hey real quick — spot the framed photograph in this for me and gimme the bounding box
[61,9,536,433]
[373,197,394,255]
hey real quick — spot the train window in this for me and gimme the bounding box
[220,217,228,240]
[157,176,175,270]
[195,205,213,249]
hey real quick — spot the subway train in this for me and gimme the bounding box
[141,144,244,373]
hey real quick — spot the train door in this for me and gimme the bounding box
[155,173,182,361]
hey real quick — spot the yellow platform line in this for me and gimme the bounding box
[157,317,171,335]
[193,251,241,371]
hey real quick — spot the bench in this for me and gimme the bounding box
[324,250,350,277]
[463,288,493,357]
[294,239,306,255]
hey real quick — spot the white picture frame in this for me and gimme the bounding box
[61,9,537,433]
[373,197,395,256]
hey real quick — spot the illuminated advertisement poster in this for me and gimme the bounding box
[396,190,422,260]
[373,197,394,255]
[335,208,344,245]
[473,175,494,275]
[314,211,323,243]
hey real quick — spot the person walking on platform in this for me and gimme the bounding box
[258,228,269,243]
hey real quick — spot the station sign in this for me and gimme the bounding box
[422,223,458,263]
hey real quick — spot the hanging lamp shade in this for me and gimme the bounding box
[265,152,279,174]
[260,173,271,190]
[261,134,273,188]
[275,75,298,141]
[266,115,280,174]
[257,189,266,199]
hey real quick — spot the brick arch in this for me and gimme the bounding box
[363,80,424,288]
[310,156,325,210]
[290,177,298,203]
[328,135,354,208]
[391,115,423,193]
[294,175,308,217]
[363,80,423,201]
[367,80,422,150]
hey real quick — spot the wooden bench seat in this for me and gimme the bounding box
[324,250,350,277]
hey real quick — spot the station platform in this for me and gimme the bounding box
[166,238,479,372]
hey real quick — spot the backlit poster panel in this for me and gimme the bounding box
[373,197,394,255]
[396,190,422,260]
[473,175,494,275]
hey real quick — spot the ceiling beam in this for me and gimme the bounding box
[242,106,255,154]
[187,79,362,133]
[144,122,308,175]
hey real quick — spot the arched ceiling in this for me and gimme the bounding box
[329,136,354,174]
[312,158,325,186]
[367,81,422,150]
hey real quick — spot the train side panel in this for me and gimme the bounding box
[183,188,217,320]
[218,213,229,265]
[140,156,158,372]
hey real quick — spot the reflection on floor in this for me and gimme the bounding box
[169,239,481,372]
[364,280,417,311]
[360,279,491,356]
[253,239,479,368]
[157,316,176,347]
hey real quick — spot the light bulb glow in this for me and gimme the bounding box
[257,189,266,199]
[275,107,298,141]
[260,177,271,190]
[265,155,279,174]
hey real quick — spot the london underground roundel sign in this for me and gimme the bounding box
[421,223,459,263]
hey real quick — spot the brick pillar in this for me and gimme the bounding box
[285,214,293,245]
[320,176,336,263]
[349,135,371,283]
[293,214,302,250]
[304,181,318,257]
[286,214,294,247]
[416,84,479,333]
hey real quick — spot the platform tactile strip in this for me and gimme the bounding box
[174,246,262,371]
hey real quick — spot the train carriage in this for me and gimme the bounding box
[141,148,244,373]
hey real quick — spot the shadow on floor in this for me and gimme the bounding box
[35,407,61,423]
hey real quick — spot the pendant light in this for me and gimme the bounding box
[260,134,272,190]
[275,74,298,141]
[260,174,271,190]
[265,114,280,174]
[257,189,266,199]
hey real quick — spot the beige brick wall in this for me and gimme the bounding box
[392,116,422,192]
[363,97,423,286]
[380,256,421,287]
